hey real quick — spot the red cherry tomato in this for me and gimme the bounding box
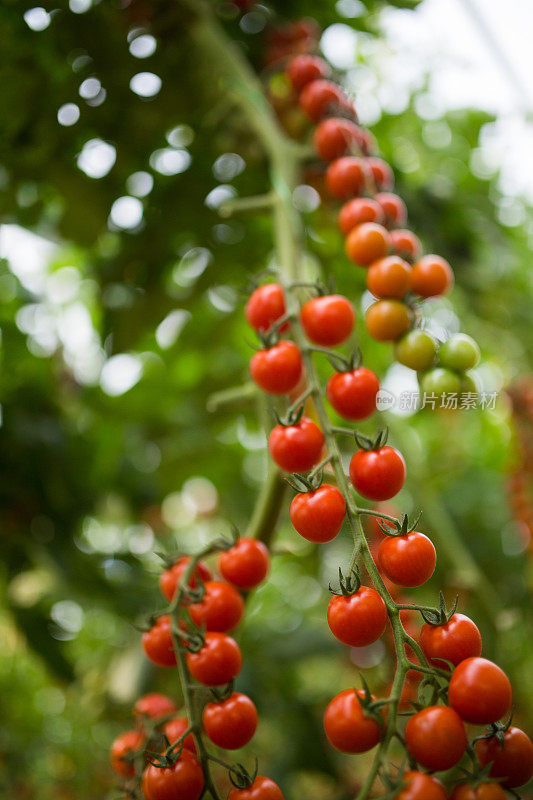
[449,783,507,800]
[449,657,512,724]
[110,729,144,777]
[377,531,436,587]
[390,229,422,260]
[269,417,324,473]
[299,79,348,122]
[186,632,242,686]
[286,54,330,92]
[188,581,244,632]
[203,692,258,749]
[327,586,388,646]
[250,341,303,395]
[375,192,407,227]
[324,688,384,753]
[338,197,384,235]
[476,726,533,788]
[349,446,406,501]
[314,118,364,161]
[419,613,482,669]
[134,693,177,723]
[405,705,467,771]
[245,284,287,333]
[411,255,454,297]
[163,717,197,754]
[366,157,394,190]
[345,223,391,266]
[142,616,177,668]
[326,157,366,199]
[228,776,284,800]
[290,484,346,543]
[300,294,355,346]
[159,557,213,602]
[366,256,412,299]
[142,750,204,800]
[393,771,447,800]
[218,538,270,589]
[327,367,379,421]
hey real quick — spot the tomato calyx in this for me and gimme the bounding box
[325,345,363,374]
[472,714,514,749]
[329,565,362,597]
[355,675,388,731]
[353,426,389,452]
[285,471,323,493]
[209,680,235,703]
[420,591,459,627]
[273,402,306,427]
[376,511,422,537]
[227,758,259,790]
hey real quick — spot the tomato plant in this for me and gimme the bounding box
[405,705,467,771]
[349,446,406,501]
[448,657,512,724]
[324,689,384,753]
[202,692,258,750]
[290,484,346,542]
[300,294,355,346]
[142,751,204,800]
[475,725,533,788]
[250,341,303,395]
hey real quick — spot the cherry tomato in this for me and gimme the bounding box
[420,367,462,397]
[250,341,303,395]
[327,367,379,421]
[350,446,406,501]
[338,197,384,235]
[439,334,480,372]
[228,776,284,800]
[203,692,258,749]
[377,531,436,587]
[405,705,466,771]
[375,192,407,227]
[186,632,242,686]
[314,118,364,161]
[411,255,454,297]
[159,557,213,602]
[449,657,512,724]
[268,417,324,473]
[419,613,482,669]
[290,484,346,542]
[300,294,355,346]
[110,729,144,777]
[366,256,412,299]
[143,616,177,668]
[326,156,366,199]
[299,80,349,122]
[390,229,422,260]
[188,581,244,632]
[134,693,177,723]
[476,726,533,788]
[394,330,437,371]
[218,538,270,590]
[163,717,197,754]
[324,688,384,753]
[286,54,330,92]
[449,783,507,800]
[327,586,388,646]
[366,157,394,190]
[345,223,391,265]
[142,750,204,800]
[245,284,287,334]
[393,771,447,800]
[365,300,411,342]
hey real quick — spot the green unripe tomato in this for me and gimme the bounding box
[439,334,480,372]
[459,373,478,399]
[420,367,462,396]
[394,330,437,372]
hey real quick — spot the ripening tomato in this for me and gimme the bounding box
[419,613,482,669]
[324,688,384,753]
[203,692,258,749]
[188,581,244,632]
[163,717,197,754]
[218,538,270,590]
[290,484,346,542]
[411,255,454,297]
[326,367,379,421]
[375,192,407,227]
[326,157,366,199]
[250,341,303,395]
[393,771,447,800]
[449,657,512,724]
[345,223,391,265]
[327,586,388,646]
[405,705,467,771]
[268,417,324,473]
[365,299,411,342]
[449,783,507,800]
[377,531,436,587]
[439,334,480,372]
[338,197,384,235]
[350,446,406,501]
[142,616,177,668]
[228,776,284,800]
[314,118,364,161]
[159,557,213,602]
[245,284,288,334]
[134,693,177,723]
[366,256,412,299]
[420,367,462,397]
[390,229,422,260]
[142,750,204,800]
[186,632,242,686]
[476,726,533,788]
[394,330,437,371]
[110,729,144,777]
[300,294,355,346]
[299,80,348,121]
[366,157,394,190]
[286,54,330,92]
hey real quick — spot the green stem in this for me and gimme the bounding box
[244,463,287,547]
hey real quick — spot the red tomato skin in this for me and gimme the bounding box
[419,613,482,669]
[245,284,287,333]
[134,693,177,723]
[142,750,204,800]
[349,446,406,501]
[326,156,366,199]
[411,255,454,297]
[314,118,364,161]
[338,197,384,235]
[366,157,394,190]
[377,532,436,587]
[218,538,270,590]
[449,784,507,800]
[345,222,392,266]
[228,776,284,799]
[405,705,467,771]
[286,54,330,92]
[327,587,388,646]
[202,692,258,749]
[390,229,422,260]
[476,726,533,788]
[110,729,144,777]
[300,295,355,346]
[163,717,197,754]
[186,632,242,687]
[394,771,447,800]
[299,80,347,122]
[324,688,383,753]
[159,558,212,602]
[268,417,324,473]
[250,341,303,395]
[290,484,346,543]
[366,256,412,299]
[142,616,177,668]
[188,581,244,632]
[375,192,407,227]
[449,657,512,725]
[327,367,379,421]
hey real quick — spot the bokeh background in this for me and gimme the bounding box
[1,0,532,797]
